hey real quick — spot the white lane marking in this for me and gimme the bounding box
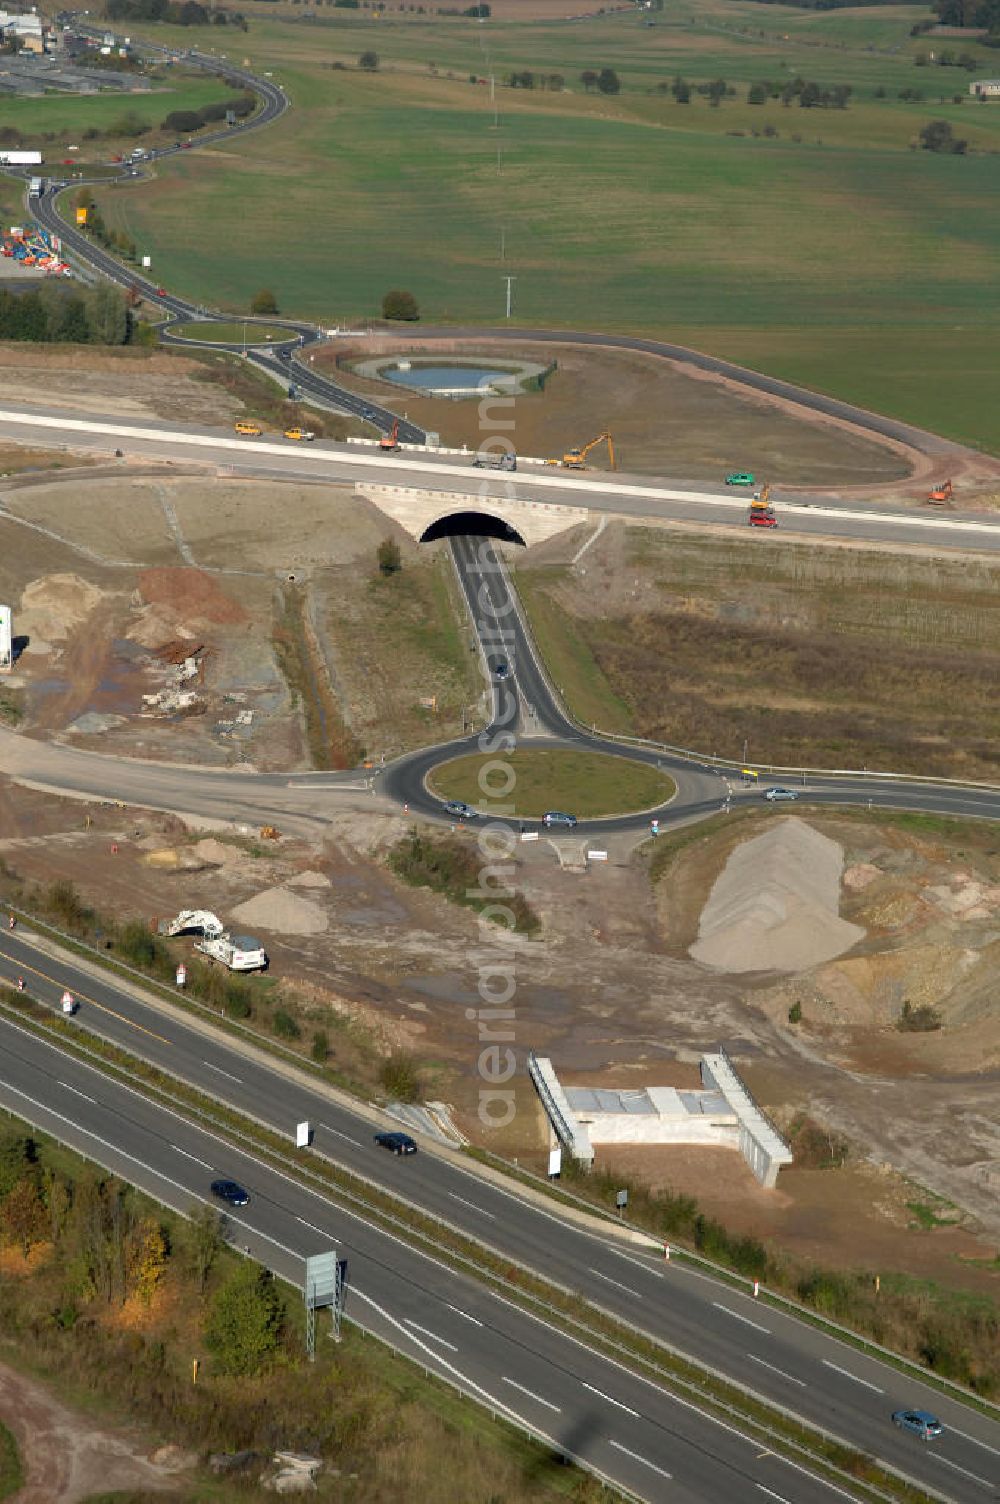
[501,1376,561,1413]
[448,1191,495,1220]
[608,1440,672,1480]
[821,1359,883,1394]
[946,1424,1000,1458]
[203,1060,243,1083]
[59,1081,95,1104]
[448,1305,483,1327]
[319,1123,363,1149]
[609,1247,661,1275]
[713,1301,771,1334]
[172,1144,213,1171]
[404,1318,458,1353]
[932,1454,995,1490]
[582,1383,640,1418]
[589,1267,642,1299]
[747,1355,807,1388]
[757,1486,793,1503]
[296,1216,326,1236]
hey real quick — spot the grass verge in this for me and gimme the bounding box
[273,580,363,769]
[0,1422,22,1503]
[388,829,541,934]
[514,568,632,735]
[170,320,293,343]
[429,748,674,818]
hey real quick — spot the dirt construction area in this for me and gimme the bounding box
[0,344,996,1326]
[0,1358,191,1502]
[316,335,1000,501]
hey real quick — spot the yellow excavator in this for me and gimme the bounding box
[547,431,615,471]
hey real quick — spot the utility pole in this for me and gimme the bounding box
[496,146,502,175]
[500,226,505,261]
[503,275,516,319]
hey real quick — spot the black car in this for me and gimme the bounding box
[211,1178,250,1207]
[374,1131,417,1155]
[493,660,510,681]
[542,810,578,829]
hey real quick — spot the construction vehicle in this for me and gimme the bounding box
[196,932,267,972]
[284,427,315,442]
[235,420,263,437]
[547,432,615,471]
[927,479,953,505]
[157,910,267,971]
[380,420,400,451]
[473,450,516,471]
[748,484,777,528]
[259,825,281,840]
[158,910,225,939]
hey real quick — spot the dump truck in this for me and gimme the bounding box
[195,932,267,972]
[473,450,516,471]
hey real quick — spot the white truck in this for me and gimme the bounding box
[28,177,44,198]
[157,910,267,972]
[195,933,267,972]
[1,151,43,166]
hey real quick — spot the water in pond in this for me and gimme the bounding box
[383,364,512,392]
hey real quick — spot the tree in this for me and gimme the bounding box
[580,68,598,92]
[205,1263,283,1376]
[919,118,967,153]
[798,81,821,108]
[359,49,379,69]
[377,537,402,575]
[0,1129,36,1198]
[126,1216,167,1304]
[707,76,727,107]
[250,287,279,315]
[86,284,128,346]
[747,82,766,105]
[185,1203,225,1294]
[1,1177,46,1258]
[671,74,690,104]
[381,288,419,320]
[596,67,620,95]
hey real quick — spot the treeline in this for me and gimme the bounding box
[934,0,1000,30]
[658,73,852,107]
[104,0,248,26]
[0,284,129,346]
[162,90,255,134]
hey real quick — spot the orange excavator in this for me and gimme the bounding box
[927,478,953,505]
[379,420,400,452]
[547,431,615,471]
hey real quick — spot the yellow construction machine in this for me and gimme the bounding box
[547,431,615,471]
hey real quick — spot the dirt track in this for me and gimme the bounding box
[0,1360,187,1504]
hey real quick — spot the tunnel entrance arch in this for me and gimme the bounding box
[420,510,527,546]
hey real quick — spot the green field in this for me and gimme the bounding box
[25,1,1000,448]
[171,319,294,342]
[0,75,239,141]
[429,748,675,817]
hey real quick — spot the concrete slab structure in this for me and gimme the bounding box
[529,1047,793,1189]
[356,482,589,548]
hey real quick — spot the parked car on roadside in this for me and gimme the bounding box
[543,811,578,828]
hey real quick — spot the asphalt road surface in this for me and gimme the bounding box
[1,930,997,1503]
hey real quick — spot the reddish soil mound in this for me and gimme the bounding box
[136,568,247,626]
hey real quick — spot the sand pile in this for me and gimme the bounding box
[287,870,332,889]
[18,573,105,642]
[230,886,328,936]
[690,818,865,974]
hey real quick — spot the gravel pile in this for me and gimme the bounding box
[229,886,328,936]
[690,817,865,974]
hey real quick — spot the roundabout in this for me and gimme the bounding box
[427,748,676,821]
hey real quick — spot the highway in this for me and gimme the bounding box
[2,1011,844,1504]
[1,402,1000,557]
[1,928,997,1503]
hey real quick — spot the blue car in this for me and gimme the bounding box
[892,1410,942,1441]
